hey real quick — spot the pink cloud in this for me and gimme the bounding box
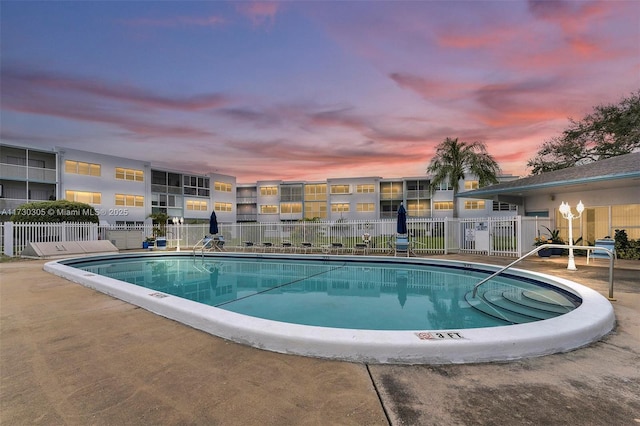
[236,2,280,28]
[2,68,229,112]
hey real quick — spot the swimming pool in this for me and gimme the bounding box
[45,252,615,364]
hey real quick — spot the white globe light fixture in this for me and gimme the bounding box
[172,217,184,251]
[559,201,584,271]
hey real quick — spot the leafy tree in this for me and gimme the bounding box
[426,137,500,218]
[527,91,640,174]
[10,200,99,223]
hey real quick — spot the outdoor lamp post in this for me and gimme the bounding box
[559,201,584,271]
[172,217,184,251]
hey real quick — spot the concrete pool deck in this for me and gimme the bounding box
[1,254,639,425]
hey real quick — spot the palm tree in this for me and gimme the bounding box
[426,137,500,218]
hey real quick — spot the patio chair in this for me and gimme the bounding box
[394,235,412,257]
[242,241,255,252]
[212,235,225,252]
[587,238,616,264]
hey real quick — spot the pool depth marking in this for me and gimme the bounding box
[416,332,465,340]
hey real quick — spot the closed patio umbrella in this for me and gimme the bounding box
[397,203,407,235]
[209,210,219,235]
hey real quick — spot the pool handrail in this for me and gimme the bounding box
[472,244,616,300]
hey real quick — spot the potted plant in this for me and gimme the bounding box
[148,212,169,250]
[543,226,565,255]
[534,236,553,257]
[143,236,155,250]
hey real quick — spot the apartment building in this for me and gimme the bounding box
[150,168,236,224]
[1,142,516,224]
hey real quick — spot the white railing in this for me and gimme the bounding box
[2,222,99,256]
[2,216,548,258]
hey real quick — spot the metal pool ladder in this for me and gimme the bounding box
[472,244,616,301]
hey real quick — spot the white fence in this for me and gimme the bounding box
[3,216,552,258]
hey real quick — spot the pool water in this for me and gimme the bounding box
[71,256,580,330]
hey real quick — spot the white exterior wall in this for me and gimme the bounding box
[256,180,282,222]
[57,147,151,225]
[210,172,237,223]
[327,177,379,221]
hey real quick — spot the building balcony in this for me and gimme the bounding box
[380,193,403,200]
[236,197,257,204]
[406,190,430,199]
[0,163,57,183]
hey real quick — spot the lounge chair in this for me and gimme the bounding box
[260,242,274,252]
[298,242,313,253]
[353,233,371,255]
[281,241,293,252]
[331,242,344,254]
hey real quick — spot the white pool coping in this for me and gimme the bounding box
[44,252,616,365]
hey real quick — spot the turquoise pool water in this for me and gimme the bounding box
[67,255,580,330]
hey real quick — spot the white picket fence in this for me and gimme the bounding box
[2,216,552,258]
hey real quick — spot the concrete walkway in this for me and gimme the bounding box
[1,254,639,425]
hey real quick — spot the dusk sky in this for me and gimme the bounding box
[1,1,639,183]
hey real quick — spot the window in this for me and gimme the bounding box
[493,201,517,211]
[115,167,144,182]
[331,203,350,213]
[280,185,303,202]
[434,201,453,210]
[407,200,429,216]
[214,181,232,192]
[380,182,403,198]
[187,200,208,211]
[260,186,278,196]
[330,184,350,194]
[65,190,101,204]
[304,184,327,201]
[115,194,144,207]
[260,205,279,214]
[151,193,180,207]
[183,174,210,197]
[356,203,375,212]
[356,184,375,193]
[214,202,232,212]
[65,160,100,176]
[464,200,485,210]
[281,202,302,214]
[435,182,453,191]
[304,202,327,219]
[464,181,479,190]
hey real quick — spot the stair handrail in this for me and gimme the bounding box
[192,237,216,257]
[472,244,616,300]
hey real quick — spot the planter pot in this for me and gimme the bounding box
[552,248,564,256]
[538,248,552,257]
[142,241,149,249]
[156,237,167,250]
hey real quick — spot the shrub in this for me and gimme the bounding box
[614,229,640,260]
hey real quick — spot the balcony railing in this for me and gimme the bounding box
[0,163,57,183]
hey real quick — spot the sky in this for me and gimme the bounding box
[1,1,639,183]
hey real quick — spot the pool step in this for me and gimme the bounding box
[465,287,577,325]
